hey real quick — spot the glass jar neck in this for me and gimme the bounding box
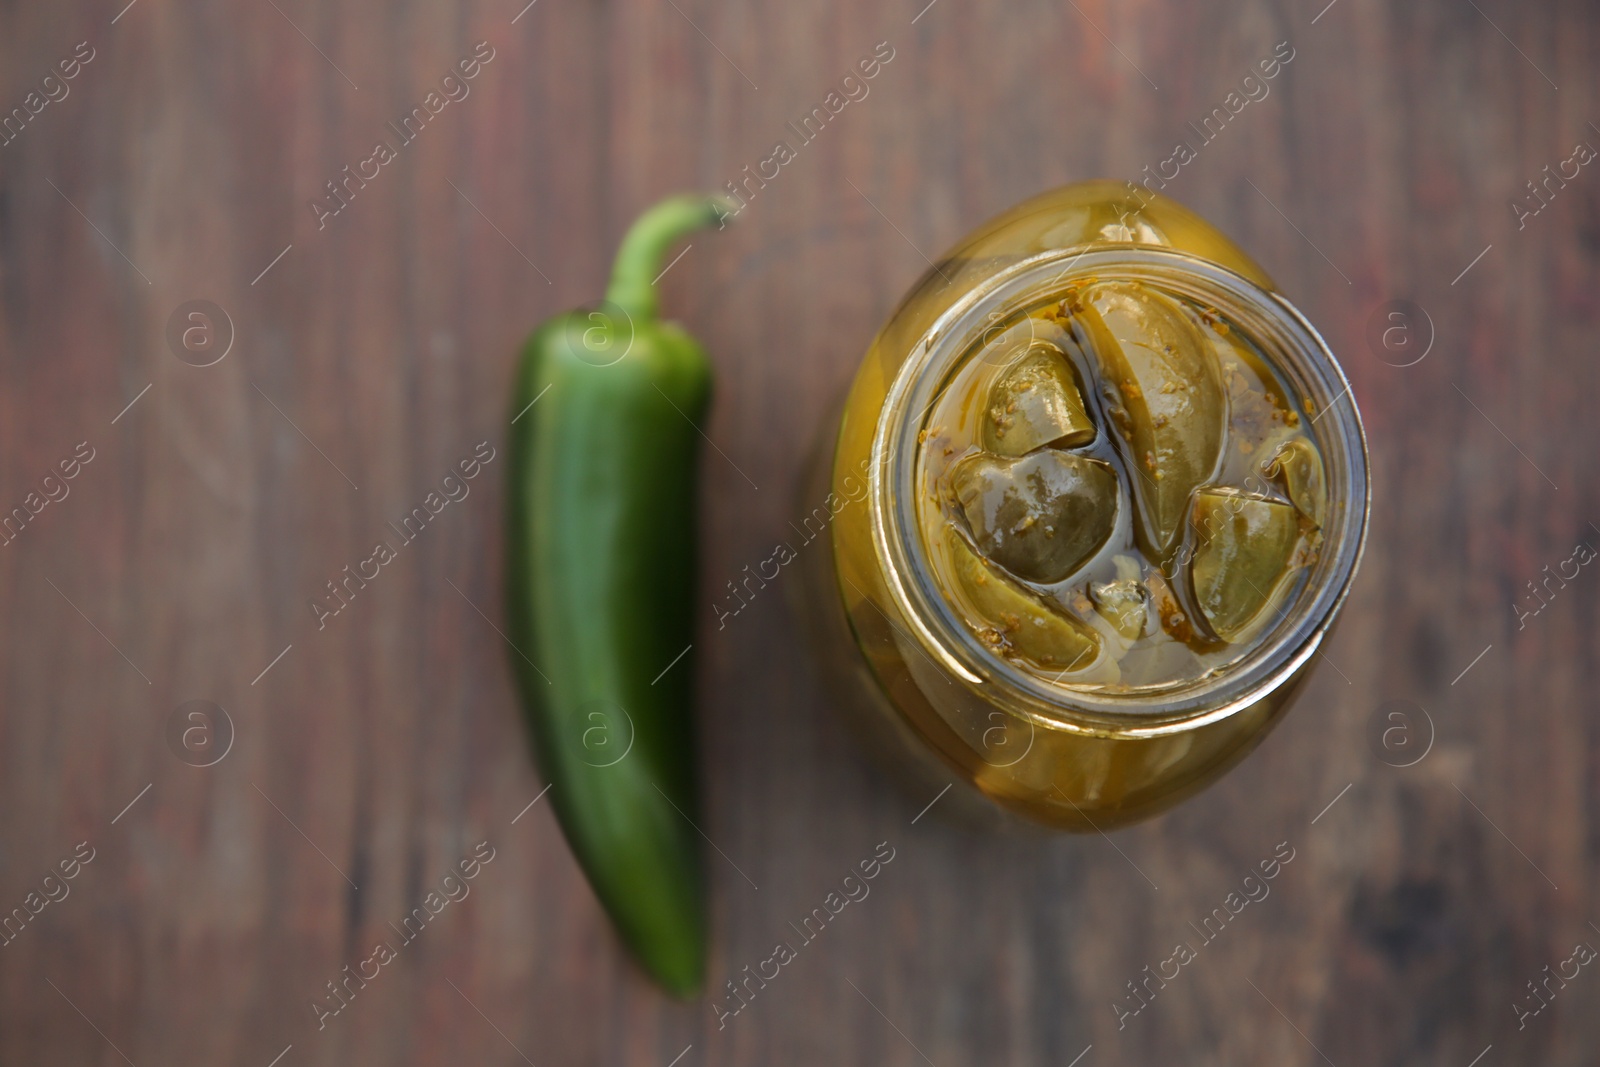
[868,247,1369,737]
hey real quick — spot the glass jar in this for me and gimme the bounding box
[800,181,1368,831]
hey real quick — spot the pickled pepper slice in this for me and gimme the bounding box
[1268,436,1326,527]
[945,529,1101,671]
[1189,489,1301,642]
[1077,282,1225,560]
[983,340,1096,455]
[952,451,1118,584]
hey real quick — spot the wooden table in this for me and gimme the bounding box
[1,1,1593,1063]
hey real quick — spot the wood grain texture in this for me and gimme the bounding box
[0,0,1595,1064]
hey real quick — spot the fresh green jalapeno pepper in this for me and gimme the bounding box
[505,195,731,996]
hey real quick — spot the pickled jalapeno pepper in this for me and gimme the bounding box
[918,278,1328,689]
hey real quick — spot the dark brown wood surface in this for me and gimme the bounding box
[1,0,1595,1064]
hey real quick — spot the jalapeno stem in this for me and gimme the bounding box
[604,195,737,321]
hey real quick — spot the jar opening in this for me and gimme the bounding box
[869,247,1369,735]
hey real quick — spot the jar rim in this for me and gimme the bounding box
[868,246,1370,738]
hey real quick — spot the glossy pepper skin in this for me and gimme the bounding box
[505,196,730,996]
